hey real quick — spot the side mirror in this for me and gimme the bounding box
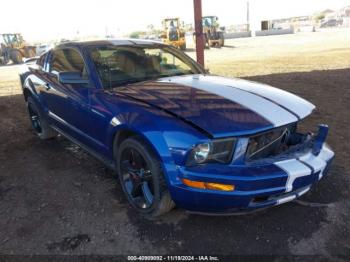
[58,71,89,84]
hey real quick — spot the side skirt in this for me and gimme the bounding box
[51,125,117,172]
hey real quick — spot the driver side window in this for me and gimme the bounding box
[50,48,88,79]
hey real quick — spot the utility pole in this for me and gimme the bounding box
[247,1,250,32]
[193,0,205,67]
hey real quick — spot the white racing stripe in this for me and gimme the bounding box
[318,144,335,162]
[201,75,315,119]
[299,153,327,180]
[299,145,334,180]
[274,159,312,192]
[160,75,298,127]
[275,145,334,192]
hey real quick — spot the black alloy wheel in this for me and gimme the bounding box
[120,147,155,209]
[26,96,57,140]
[28,100,43,135]
[117,137,175,217]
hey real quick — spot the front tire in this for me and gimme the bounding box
[117,136,175,217]
[27,96,57,140]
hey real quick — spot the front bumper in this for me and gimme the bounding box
[167,127,335,214]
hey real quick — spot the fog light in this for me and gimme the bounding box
[182,178,235,192]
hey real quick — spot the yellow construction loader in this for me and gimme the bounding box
[160,18,186,50]
[193,16,225,48]
[0,33,36,64]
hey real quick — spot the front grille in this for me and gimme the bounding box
[246,124,297,161]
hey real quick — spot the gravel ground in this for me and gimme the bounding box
[0,66,349,257]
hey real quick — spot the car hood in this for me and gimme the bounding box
[113,75,315,138]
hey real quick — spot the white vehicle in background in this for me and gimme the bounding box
[36,43,54,56]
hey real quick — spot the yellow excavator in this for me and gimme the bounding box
[160,18,186,50]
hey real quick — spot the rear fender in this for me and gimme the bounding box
[21,76,44,114]
[22,77,36,99]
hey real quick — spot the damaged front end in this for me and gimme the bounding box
[173,120,334,213]
[233,121,332,165]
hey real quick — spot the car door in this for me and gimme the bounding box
[42,48,97,147]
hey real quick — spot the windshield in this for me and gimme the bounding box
[203,17,218,27]
[165,20,179,29]
[88,45,203,88]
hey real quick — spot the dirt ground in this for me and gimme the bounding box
[0,30,350,257]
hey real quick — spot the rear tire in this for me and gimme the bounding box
[117,136,175,217]
[27,96,57,140]
[10,50,23,64]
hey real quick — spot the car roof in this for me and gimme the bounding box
[56,39,165,49]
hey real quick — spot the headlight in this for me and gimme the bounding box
[193,143,211,163]
[186,138,236,166]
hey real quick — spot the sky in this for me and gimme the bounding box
[0,0,349,42]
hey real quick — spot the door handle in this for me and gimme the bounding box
[45,83,51,90]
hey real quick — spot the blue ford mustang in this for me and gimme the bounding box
[20,39,334,216]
